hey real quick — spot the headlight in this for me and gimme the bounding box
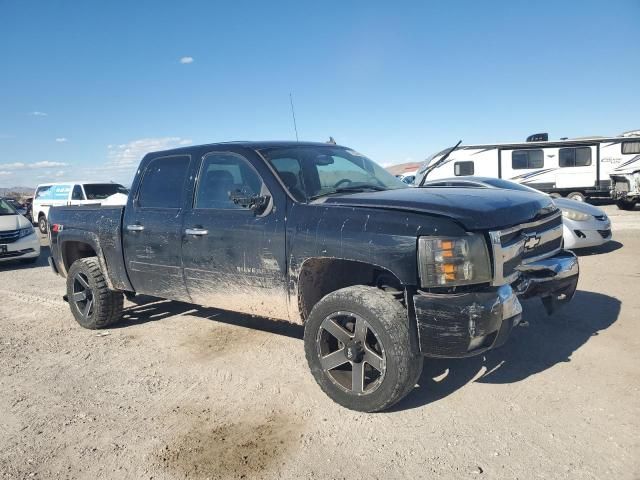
[562,209,590,222]
[18,227,35,238]
[418,234,492,288]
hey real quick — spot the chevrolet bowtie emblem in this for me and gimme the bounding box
[524,235,541,250]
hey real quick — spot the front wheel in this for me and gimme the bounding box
[304,285,423,412]
[616,199,637,211]
[567,191,586,202]
[38,215,48,234]
[66,257,123,329]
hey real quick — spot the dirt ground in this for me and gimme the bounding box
[1,204,639,479]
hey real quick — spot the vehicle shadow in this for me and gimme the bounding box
[116,295,304,340]
[392,290,620,412]
[0,245,51,270]
[573,240,623,256]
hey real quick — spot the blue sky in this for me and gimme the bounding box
[1,0,639,187]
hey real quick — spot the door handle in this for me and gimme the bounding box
[185,228,208,236]
[126,224,145,232]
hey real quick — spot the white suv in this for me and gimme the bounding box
[32,182,128,233]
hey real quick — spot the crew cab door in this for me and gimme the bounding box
[181,150,289,321]
[122,154,195,301]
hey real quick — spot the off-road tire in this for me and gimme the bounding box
[616,199,637,211]
[304,285,423,412]
[38,215,48,234]
[66,257,123,329]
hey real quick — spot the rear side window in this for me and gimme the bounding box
[512,149,544,169]
[559,147,592,167]
[137,156,190,208]
[454,161,474,176]
[622,141,640,154]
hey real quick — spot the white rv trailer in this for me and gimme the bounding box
[417,130,640,202]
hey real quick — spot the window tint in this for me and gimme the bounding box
[559,147,592,167]
[512,149,544,169]
[84,183,128,200]
[622,141,640,155]
[137,156,190,208]
[454,161,474,176]
[72,185,84,200]
[270,157,306,201]
[195,153,264,209]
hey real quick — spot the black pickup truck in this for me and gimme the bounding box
[48,141,579,412]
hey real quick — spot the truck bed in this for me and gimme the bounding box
[48,205,132,291]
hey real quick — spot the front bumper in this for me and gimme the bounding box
[413,249,579,358]
[562,222,612,249]
[0,232,41,262]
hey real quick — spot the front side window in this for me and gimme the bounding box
[35,186,52,200]
[454,161,474,176]
[512,149,544,169]
[137,155,190,208]
[559,147,592,167]
[622,141,640,155]
[195,153,264,209]
[72,185,84,200]
[261,146,405,201]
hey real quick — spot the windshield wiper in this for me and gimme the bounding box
[418,140,462,187]
[309,184,387,201]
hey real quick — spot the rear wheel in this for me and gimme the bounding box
[38,215,47,234]
[567,191,586,202]
[616,199,637,211]
[304,285,423,412]
[66,257,123,329]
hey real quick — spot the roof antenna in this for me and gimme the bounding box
[289,92,299,142]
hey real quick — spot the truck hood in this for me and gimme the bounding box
[316,186,557,230]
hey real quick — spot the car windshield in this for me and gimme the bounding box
[83,183,129,200]
[260,145,406,202]
[0,199,17,215]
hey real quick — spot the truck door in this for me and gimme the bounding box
[122,154,194,301]
[181,150,289,321]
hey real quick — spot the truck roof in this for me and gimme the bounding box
[147,140,349,156]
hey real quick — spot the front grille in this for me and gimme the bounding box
[0,230,20,244]
[598,229,611,239]
[0,248,34,259]
[614,180,630,193]
[489,210,563,285]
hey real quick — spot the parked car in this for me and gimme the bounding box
[421,177,613,249]
[0,197,40,264]
[32,182,128,234]
[0,197,27,216]
[48,141,579,412]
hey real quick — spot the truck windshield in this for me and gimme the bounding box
[83,184,129,200]
[260,146,406,202]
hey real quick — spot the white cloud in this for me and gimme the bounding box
[107,137,192,169]
[54,170,65,177]
[0,161,68,170]
[55,137,68,143]
[0,171,12,176]
[179,56,194,64]
[29,111,48,117]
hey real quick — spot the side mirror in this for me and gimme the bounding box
[229,191,270,214]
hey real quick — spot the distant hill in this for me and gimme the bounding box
[386,162,422,176]
[0,186,35,197]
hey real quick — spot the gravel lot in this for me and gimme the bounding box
[1,204,639,479]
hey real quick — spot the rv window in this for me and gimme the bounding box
[454,161,474,176]
[512,150,544,169]
[559,147,592,168]
[622,141,640,155]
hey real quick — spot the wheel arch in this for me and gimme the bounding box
[296,257,405,322]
